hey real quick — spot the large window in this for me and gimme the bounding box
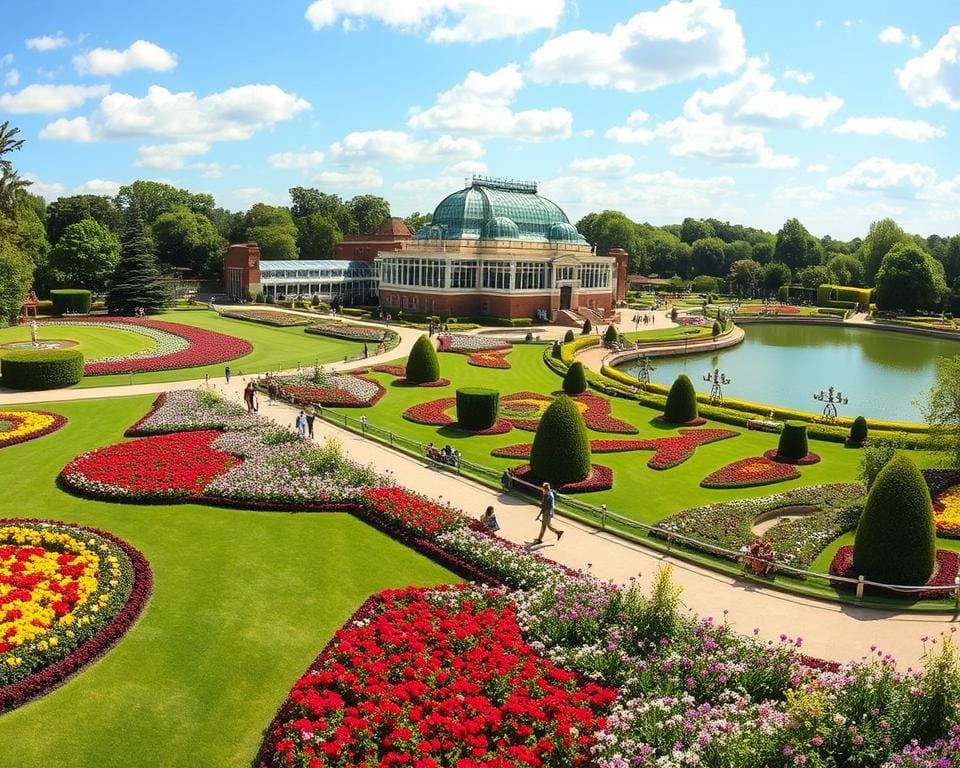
[556,265,575,282]
[482,262,512,289]
[513,261,549,290]
[451,260,478,289]
[578,263,611,289]
[378,257,447,288]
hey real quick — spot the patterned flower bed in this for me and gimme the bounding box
[830,545,960,600]
[467,350,511,368]
[701,456,801,488]
[267,371,386,407]
[0,520,151,713]
[0,410,67,449]
[932,484,960,538]
[306,323,389,342]
[41,318,252,375]
[219,309,312,326]
[654,414,708,427]
[653,484,864,569]
[510,463,614,493]
[371,363,406,377]
[257,586,615,768]
[438,333,511,352]
[126,390,261,435]
[763,448,822,465]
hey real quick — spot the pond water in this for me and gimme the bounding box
[618,323,960,422]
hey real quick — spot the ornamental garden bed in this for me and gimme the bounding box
[700,455,802,488]
[261,370,387,407]
[0,410,67,448]
[830,545,960,600]
[219,309,313,326]
[0,519,151,713]
[305,323,395,344]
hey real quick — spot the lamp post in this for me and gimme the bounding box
[813,386,848,422]
[636,354,655,390]
[703,368,731,404]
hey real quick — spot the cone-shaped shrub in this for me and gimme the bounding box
[563,329,575,343]
[849,416,868,445]
[551,340,562,359]
[582,318,592,335]
[712,320,721,337]
[563,361,587,394]
[604,324,619,344]
[853,454,935,586]
[530,395,591,485]
[777,422,809,460]
[107,199,171,314]
[405,334,440,383]
[663,374,698,423]
[456,387,499,430]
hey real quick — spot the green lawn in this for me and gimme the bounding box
[0,324,155,360]
[621,325,714,343]
[75,309,365,388]
[0,396,455,767]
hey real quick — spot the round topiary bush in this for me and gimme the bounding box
[562,361,587,394]
[582,319,592,335]
[604,324,619,344]
[49,289,92,315]
[551,340,562,359]
[849,415,868,446]
[777,421,809,461]
[455,387,499,430]
[405,334,440,384]
[1,349,84,389]
[563,329,575,343]
[853,454,935,586]
[663,374,698,423]
[530,395,591,485]
[712,320,721,337]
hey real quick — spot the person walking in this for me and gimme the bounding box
[224,365,231,384]
[532,482,563,544]
[305,406,316,439]
[243,382,254,412]
[295,410,307,438]
[360,414,368,432]
[363,343,368,359]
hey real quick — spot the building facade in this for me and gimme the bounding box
[335,217,412,261]
[258,260,377,305]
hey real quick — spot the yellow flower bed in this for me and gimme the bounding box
[933,485,960,538]
[0,410,66,449]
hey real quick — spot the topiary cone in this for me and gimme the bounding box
[562,361,587,394]
[777,421,808,461]
[563,329,575,343]
[405,334,440,384]
[530,395,591,485]
[663,374,698,423]
[582,319,592,335]
[604,324,619,344]
[853,454,935,586]
[849,415,868,445]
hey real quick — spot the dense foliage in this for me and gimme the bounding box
[49,289,92,315]
[663,374,699,423]
[455,387,499,430]
[777,421,809,461]
[0,349,84,389]
[562,360,587,394]
[404,334,440,384]
[530,395,591,484]
[107,202,171,314]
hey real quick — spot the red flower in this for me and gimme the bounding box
[700,456,800,489]
[509,464,614,494]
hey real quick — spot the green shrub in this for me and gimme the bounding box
[551,340,562,359]
[849,415,868,445]
[663,374,698,423]
[563,329,575,343]
[670,307,678,321]
[712,320,721,337]
[405,334,440,383]
[817,284,872,307]
[455,387,499,430]
[777,421,809,460]
[1,349,84,389]
[49,289,92,315]
[562,362,587,394]
[582,318,592,335]
[560,336,599,366]
[604,324,619,344]
[311,294,321,307]
[530,395,591,484]
[254,292,265,304]
[853,454,935,585]
[777,285,789,302]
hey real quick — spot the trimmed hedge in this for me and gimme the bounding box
[560,336,600,366]
[563,329,575,343]
[405,334,440,384]
[853,454,935,586]
[530,395,591,485]
[712,320,721,337]
[777,421,809,460]
[455,388,499,430]
[817,284,872,307]
[562,362,587,395]
[604,324,619,344]
[663,374,698,423]
[50,289,92,315]
[1,349,84,389]
[849,416,868,446]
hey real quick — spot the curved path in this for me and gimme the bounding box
[1,307,956,667]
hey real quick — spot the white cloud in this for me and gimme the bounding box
[568,154,635,177]
[329,130,483,164]
[527,0,745,92]
[827,157,937,195]
[834,116,945,142]
[304,0,565,43]
[268,150,326,169]
[3,69,19,86]
[806,163,829,173]
[192,162,226,179]
[771,185,834,207]
[313,166,384,187]
[783,67,813,84]
[134,141,211,169]
[74,40,177,76]
[408,64,572,141]
[898,26,960,109]
[0,83,109,114]
[74,178,122,196]
[25,34,69,52]
[878,26,922,48]
[445,159,486,175]
[22,174,65,200]
[38,116,95,142]
[231,187,289,206]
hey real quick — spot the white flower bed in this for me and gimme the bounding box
[40,320,189,362]
[444,333,511,352]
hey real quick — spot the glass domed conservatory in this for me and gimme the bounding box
[377,176,621,320]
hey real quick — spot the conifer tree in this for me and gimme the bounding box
[107,199,171,314]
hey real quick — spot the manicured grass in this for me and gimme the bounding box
[621,325,714,343]
[0,324,155,361]
[75,309,364,387]
[0,396,455,766]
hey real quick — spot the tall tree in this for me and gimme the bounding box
[46,194,123,245]
[874,242,943,313]
[0,121,30,216]
[942,236,960,287]
[115,180,215,223]
[860,218,910,286]
[722,239,753,271]
[762,261,792,291]
[296,213,342,259]
[0,235,33,324]
[752,239,775,264]
[921,355,960,468]
[403,211,431,235]
[152,205,227,276]
[679,217,714,245]
[244,203,298,261]
[826,253,864,287]
[795,264,832,291]
[348,194,390,234]
[576,210,642,267]
[690,237,725,276]
[774,218,821,271]
[727,259,763,296]
[48,219,121,291]
[107,201,171,314]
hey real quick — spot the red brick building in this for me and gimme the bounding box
[223,242,261,300]
[335,217,411,261]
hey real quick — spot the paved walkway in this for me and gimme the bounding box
[2,307,956,667]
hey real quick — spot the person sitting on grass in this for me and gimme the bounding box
[479,505,500,532]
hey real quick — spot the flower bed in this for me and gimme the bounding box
[467,350,511,368]
[371,364,406,377]
[574,392,638,434]
[830,545,960,600]
[0,519,151,713]
[219,308,312,326]
[127,390,261,435]
[700,455,801,488]
[0,410,67,448]
[438,333,511,352]
[41,318,252,375]
[763,448,822,465]
[654,414,708,427]
[267,371,386,408]
[930,478,960,538]
[306,323,389,342]
[360,486,462,537]
[510,463,614,493]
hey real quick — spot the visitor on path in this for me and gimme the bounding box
[251,388,259,413]
[363,344,368,358]
[224,366,231,384]
[360,414,368,431]
[243,382,254,412]
[480,506,500,532]
[305,406,316,438]
[296,410,307,438]
[532,482,563,544]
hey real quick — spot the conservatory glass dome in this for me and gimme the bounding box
[416,176,588,244]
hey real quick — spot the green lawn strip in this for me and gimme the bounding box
[0,396,455,767]
[73,310,365,388]
[620,325,713,343]
[0,324,156,361]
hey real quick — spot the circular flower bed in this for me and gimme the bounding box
[932,485,960,538]
[763,448,822,465]
[510,463,614,493]
[220,309,312,326]
[830,545,960,599]
[0,519,151,712]
[268,372,386,407]
[700,456,800,488]
[0,410,67,449]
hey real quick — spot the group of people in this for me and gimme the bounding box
[632,313,655,327]
[427,320,451,337]
[133,307,147,317]
[478,480,563,545]
[426,443,460,467]
[242,382,259,413]
[295,407,317,439]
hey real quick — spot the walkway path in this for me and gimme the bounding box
[1,308,956,667]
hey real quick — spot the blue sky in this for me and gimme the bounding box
[3,0,959,239]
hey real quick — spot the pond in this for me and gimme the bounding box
[618,323,960,422]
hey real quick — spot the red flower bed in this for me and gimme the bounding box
[257,586,615,768]
[62,317,253,375]
[372,364,406,377]
[0,411,67,449]
[361,487,463,537]
[655,415,708,427]
[763,449,822,466]
[510,463,614,493]
[282,377,386,408]
[403,398,456,426]
[491,443,533,458]
[467,350,511,369]
[573,393,639,434]
[829,545,960,600]
[60,431,238,500]
[700,456,800,489]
